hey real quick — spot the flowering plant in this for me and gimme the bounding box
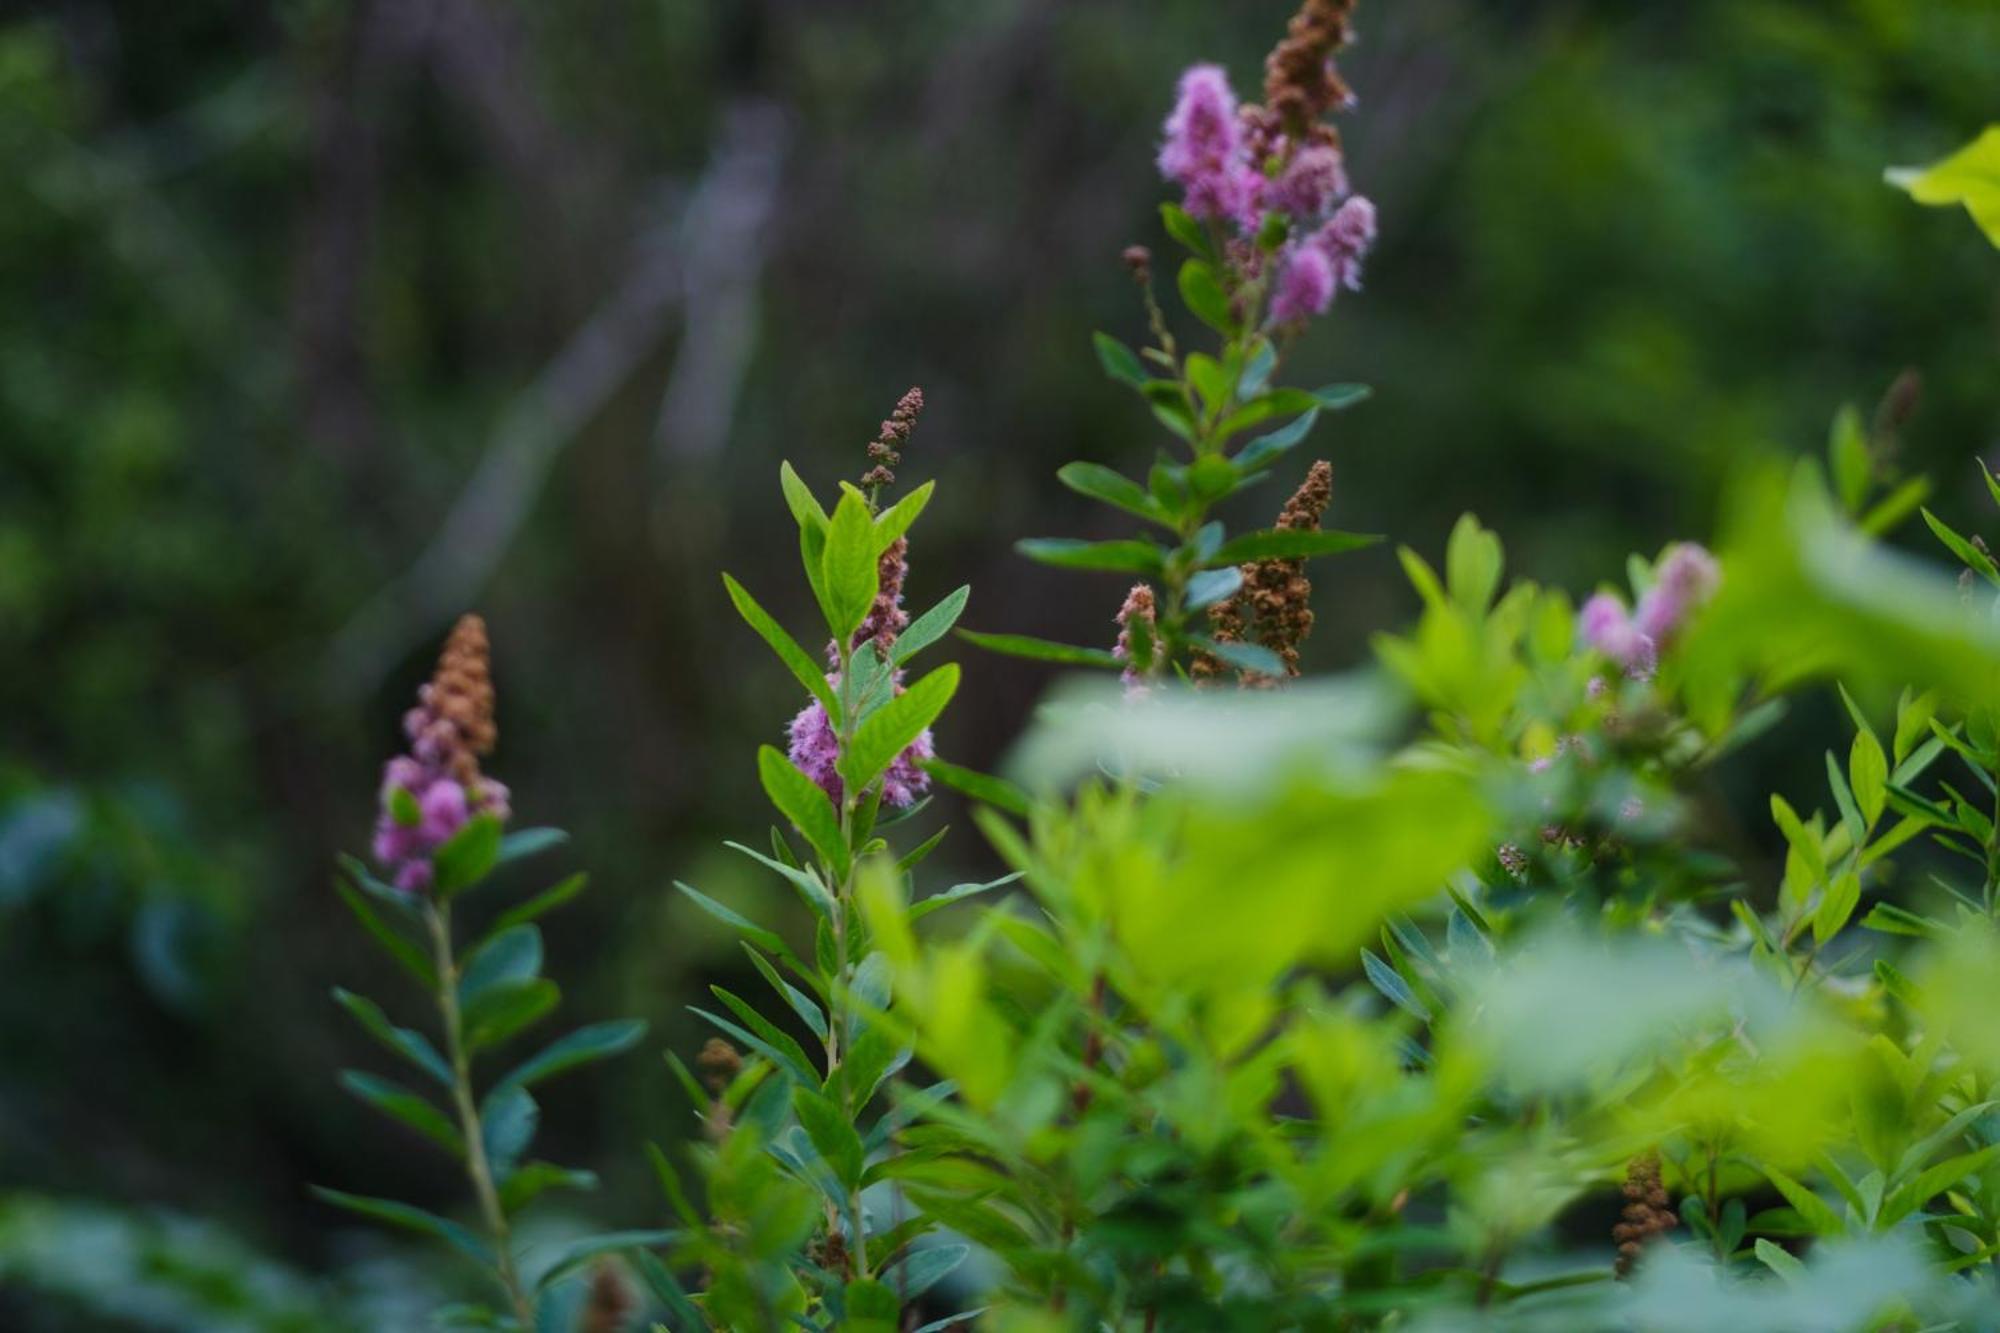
[320,4,2000,1329]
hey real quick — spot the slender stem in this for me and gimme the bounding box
[426,903,534,1328]
[826,637,872,1279]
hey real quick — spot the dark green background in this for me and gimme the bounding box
[1,0,1994,1323]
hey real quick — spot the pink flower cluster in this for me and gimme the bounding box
[787,677,934,810]
[1579,544,1721,679]
[1156,63,1376,327]
[372,758,510,895]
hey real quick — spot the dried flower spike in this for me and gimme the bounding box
[1113,583,1161,697]
[1612,1151,1676,1278]
[862,386,925,494]
[1203,461,1334,685]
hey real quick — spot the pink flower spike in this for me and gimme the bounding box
[1270,243,1336,324]
[1159,64,1251,223]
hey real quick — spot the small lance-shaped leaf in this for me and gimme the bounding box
[491,1020,648,1097]
[533,1231,680,1292]
[1160,201,1214,259]
[333,987,452,1088]
[1885,126,2000,247]
[1215,387,1320,440]
[674,880,789,957]
[1233,410,1320,472]
[1851,728,1889,826]
[779,460,829,533]
[1092,332,1148,387]
[459,924,543,1009]
[464,978,561,1052]
[893,586,971,666]
[758,746,849,879]
[434,814,504,897]
[919,758,1031,818]
[724,840,837,921]
[1762,1165,1846,1237]
[842,664,959,793]
[743,945,828,1042]
[495,827,567,868]
[488,872,588,940]
[883,1244,970,1303]
[1195,638,1287,678]
[1361,949,1432,1022]
[1206,528,1379,567]
[873,480,936,553]
[1755,1238,1807,1286]
[500,1162,597,1215]
[1178,258,1233,334]
[794,1086,866,1188]
[339,1071,464,1154]
[1015,537,1164,574]
[1814,872,1862,945]
[1057,461,1161,524]
[909,873,1022,923]
[821,489,881,642]
[723,573,840,720]
[335,881,436,987]
[1311,383,1371,410]
[955,630,1120,669]
[482,1084,538,1178]
[1186,566,1243,610]
[689,1003,817,1086]
[1921,508,2000,586]
[310,1188,494,1266]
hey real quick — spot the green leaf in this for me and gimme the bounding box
[894,586,971,665]
[310,1187,493,1266]
[794,1087,865,1188]
[918,758,1031,817]
[1814,871,1861,945]
[910,873,1022,923]
[1159,202,1214,259]
[389,785,421,827]
[488,872,588,939]
[1310,383,1372,410]
[500,1161,597,1215]
[1177,259,1233,334]
[758,746,848,879]
[434,815,504,898]
[482,1084,538,1177]
[534,1231,679,1291]
[1360,949,1432,1022]
[673,881,788,958]
[822,490,881,641]
[1885,126,2000,247]
[873,480,935,552]
[1092,332,1147,387]
[722,573,840,720]
[332,987,452,1088]
[1194,637,1287,678]
[1828,405,1871,514]
[955,629,1121,669]
[1770,794,1826,884]
[1015,537,1164,574]
[1056,462,1160,524]
[723,840,836,921]
[1850,728,1889,826]
[1860,902,1948,940]
[338,1071,463,1154]
[1754,1238,1807,1286]
[459,925,543,1010]
[495,827,567,868]
[1921,507,2000,586]
[1215,388,1320,441]
[1233,409,1320,471]
[1446,514,1504,615]
[463,978,561,1052]
[335,881,436,987]
[1186,566,1243,610]
[690,1003,817,1086]
[843,665,959,793]
[779,460,829,534]
[1207,528,1378,566]
[1761,1165,1845,1237]
[1185,353,1231,415]
[492,1020,648,1095]
[742,945,828,1042]
[883,1245,968,1302]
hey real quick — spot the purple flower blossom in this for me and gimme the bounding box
[1316,195,1376,291]
[1270,243,1336,323]
[1579,592,1656,679]
[1265,144,1348,221]
[786,676,934,809]
[1633,543,1721,645]
[1159,65,1254,223]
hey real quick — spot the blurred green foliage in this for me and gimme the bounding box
[0,0,1995,1323]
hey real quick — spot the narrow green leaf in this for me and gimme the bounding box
[489,872,588,939]
[843,665,959,793]
[492,1020,649,1095]
[1056,462,1160,524]
[1194,637,1287,678]
[495,828,567,868]
[1814,872,1861,945]
[673,881,788,957]
[335,881,436,988]
[459,925,543,1011]
[1177,258,1233,334]
[500,1161,597,1215]
[338,1071,464,1154]
[1015,537,1164,574]
[332,987,452,1088]
[1091,332,1147,388]
[1232,409,1319,471]
[1851,728,1889,826]
[482,1084,538,1178]
[723,573,839,720]
[794,1086,865,1188]
[894,586,971,665]
[434,814,504,898]
[310,1187,493,1265]
[1360,949,1432,1022]
[1754,1238,1806,1285]
[1761,1165,1845,1237]
[534,1231,679,1291]
[758,746,848,879]
[873,480,935,552]
[690,1004,816,1086]
[1159,202,1214,259]
[822,490,881,641]
[1921,507,2000,586]
[742,944,829,1042]
[463,978,561,1052]
[909,873,1022,923]
[955,630,1121,669]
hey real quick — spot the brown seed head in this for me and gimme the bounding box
[1612,1151,1676,1279]
[581,1261,638,1333]
[1202,461,1333,685]
[411,614,498,784]
[863,386,926,492]
[1262,0,1359,138]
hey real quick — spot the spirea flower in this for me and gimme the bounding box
[854,537,910,656]
[1113,584,1160,698]
[1578,592,1656,680]
[786,676,934,809]
[1266,144,1348,221]
[1159,65,1254,223]
[862,386,924,492]
[1270,243,1337,323]
[1633,542,1720,645]
[372,614,511,893]
[1316,195,1376,291]
[1197,461,1333,685]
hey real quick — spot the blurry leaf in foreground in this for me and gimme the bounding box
[1886,126,2000,247]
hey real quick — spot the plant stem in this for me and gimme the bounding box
[426,902,535,1328]
[828,638,872,1279]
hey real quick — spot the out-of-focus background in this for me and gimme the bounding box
[1,0,1995,1325]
